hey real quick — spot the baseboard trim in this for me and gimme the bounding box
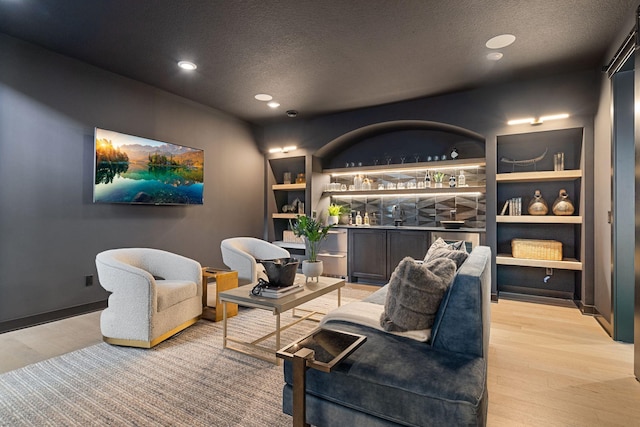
[575,301,600,316]
[498,292,578,308]
[0,300,108,334]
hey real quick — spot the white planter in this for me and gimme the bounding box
[302,260,323,282]
[327,215,339,225]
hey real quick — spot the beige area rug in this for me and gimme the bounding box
[0,287,374,426]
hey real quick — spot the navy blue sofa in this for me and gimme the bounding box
[283,246,491,426]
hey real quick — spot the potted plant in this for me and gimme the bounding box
[339,205,352,225]
[433,171,446,188]
[290,215,335,281]
[327,204,342,225]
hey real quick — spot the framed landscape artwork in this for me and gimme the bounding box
[93,128,204,205]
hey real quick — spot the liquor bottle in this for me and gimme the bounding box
[363,212,370,226]
[355,211,363,225]
[458,170,466,186]
[424,171,431,187]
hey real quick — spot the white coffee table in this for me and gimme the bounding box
[219,274,345,364]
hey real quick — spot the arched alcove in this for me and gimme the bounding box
[315,120,485,166]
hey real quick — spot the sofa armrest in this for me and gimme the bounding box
[430,246,491,357]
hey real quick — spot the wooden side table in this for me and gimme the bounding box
[201,268,238,322]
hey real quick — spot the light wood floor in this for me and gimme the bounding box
[0,296,638,426]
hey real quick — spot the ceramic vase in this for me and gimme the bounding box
[528,190,549,215]
[302,260,323,282]
[328,216,339,225]
[552,189,575,216]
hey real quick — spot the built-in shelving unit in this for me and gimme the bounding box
[322,158,487,228]
[272,213,302,219]
[324,158,486,175]
[496,127,585,300]
[325,186,486,197]
[496,215,582,224]
[496,254,582,270]
[272,183,306,191]
[273,241,306,250]
[496,169,582,182]
[266,153,310,261]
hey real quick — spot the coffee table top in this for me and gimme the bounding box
[218,274,345,314]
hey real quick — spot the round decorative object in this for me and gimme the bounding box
[528,190,549,215]
[302,260,323,282]
[552,189,575,216]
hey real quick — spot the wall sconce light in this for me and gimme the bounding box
[507,113,569,126]
[268,145,297,154]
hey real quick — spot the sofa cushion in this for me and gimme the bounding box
[284,321,487,427]
[380,257,457,332]
[155,280,198,311]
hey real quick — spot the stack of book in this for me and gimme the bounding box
[500,197,522,216]
[255,284,304,299]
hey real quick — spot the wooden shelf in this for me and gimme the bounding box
[272,183,306,191]
[324,186,485,197]
[324,158,486,175]
[273,241,306,250]
[496,254,582,270]
[272,213,304,219]
[497,215,582,224]
[496,170,582,182]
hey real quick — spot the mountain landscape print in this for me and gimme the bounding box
[93,128,204,205]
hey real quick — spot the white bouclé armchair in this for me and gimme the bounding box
[95,248,203,348]
[220,237,290,286]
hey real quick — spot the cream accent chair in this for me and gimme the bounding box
[221,237,290,286]
[95,248,203,348]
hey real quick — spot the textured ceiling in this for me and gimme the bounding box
[0,1,636,124]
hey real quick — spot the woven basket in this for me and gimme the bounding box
[283,230,305,244]
[512,239,562,261]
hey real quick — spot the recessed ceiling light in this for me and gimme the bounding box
[487,52,504,61]
[177,61,197,70]
[254,93,273,101]
[267,101,280,108]
[486,34,516,49]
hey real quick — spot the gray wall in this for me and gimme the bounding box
[0,34,264,327]
[259,69,600,302]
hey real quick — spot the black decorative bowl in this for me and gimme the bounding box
[258,258,299,287]
[440,220,466,229]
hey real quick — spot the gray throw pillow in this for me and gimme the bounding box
[424,247,469,269]
[424,237,466,260]
[380,257,457,332]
